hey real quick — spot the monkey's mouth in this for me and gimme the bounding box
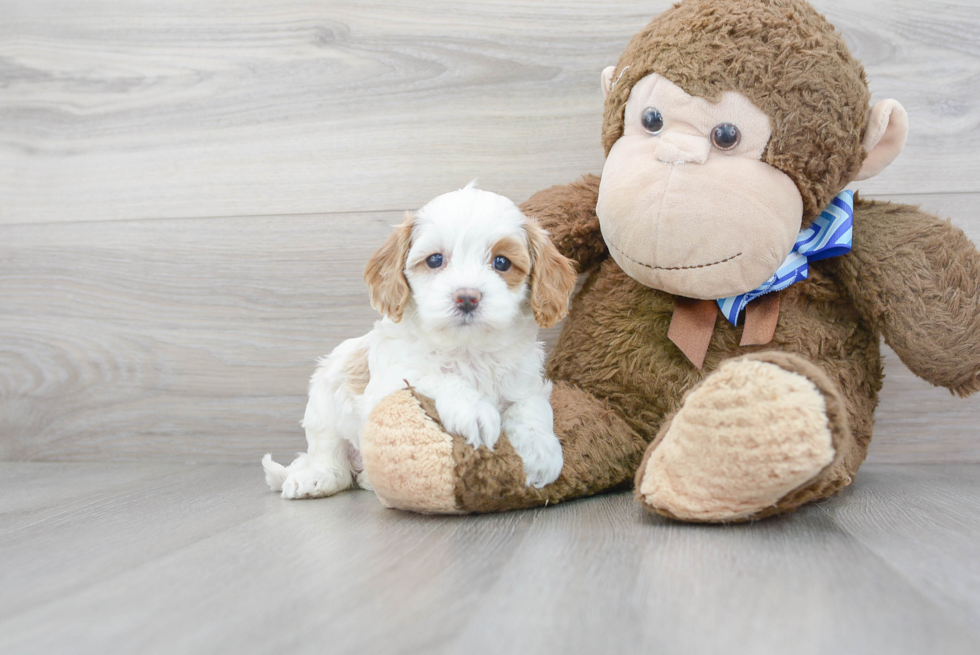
[607,240,742,271]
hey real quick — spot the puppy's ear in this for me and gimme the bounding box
[525,219,577,328]
[364,212,414,322]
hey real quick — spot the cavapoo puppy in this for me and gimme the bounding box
[263,184,577,498]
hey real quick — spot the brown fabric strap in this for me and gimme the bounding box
[740,293,781,347]
[668,297,718,369]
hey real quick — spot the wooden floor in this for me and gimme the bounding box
[0,462,978,654]
[2,1,980,652]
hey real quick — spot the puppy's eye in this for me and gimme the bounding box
[641,107,664,135]
[493,255,512,272]
[425,253,444,269]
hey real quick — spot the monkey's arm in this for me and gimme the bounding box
[832,198,980,397]
[520,174,609,271]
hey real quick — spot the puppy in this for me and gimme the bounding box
[262,184,577,498]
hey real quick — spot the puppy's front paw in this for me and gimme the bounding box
[508,426,563,488]
[436,396,501,450]
[474,399,502,449]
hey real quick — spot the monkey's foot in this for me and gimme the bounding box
[358,389,465,514]
[360,383,646,514]
[635,353,849,522]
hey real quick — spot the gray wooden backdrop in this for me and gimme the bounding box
[2,0,979,464]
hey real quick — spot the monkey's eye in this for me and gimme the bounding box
[493,255,512,272]
[426,253,444,269]
[711,123,741,150]
[641,107,664,135]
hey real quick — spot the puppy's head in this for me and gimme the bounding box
[364,184,576,335]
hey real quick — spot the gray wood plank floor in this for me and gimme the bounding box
[1,462,979,655]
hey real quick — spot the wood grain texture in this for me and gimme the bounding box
[0,463,267,619]
[2,3,977,648]
[0,462,978,654]
[1,194,978,463]
[820,464,980,636]
[0,212,391,461]
[1,0,978,224]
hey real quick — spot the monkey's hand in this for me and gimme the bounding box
[520,174,608,271]
[834,198,980,397]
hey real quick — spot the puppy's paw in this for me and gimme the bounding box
[275,454,352,499]
[281,467,351,499]
[474,399,502,449]
[436,395,501,450]
[509,427,563,488]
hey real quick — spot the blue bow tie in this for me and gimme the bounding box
[717,190,854,325]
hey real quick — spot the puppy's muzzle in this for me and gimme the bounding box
[452,288,482,315]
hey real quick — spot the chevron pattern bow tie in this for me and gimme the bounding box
[717,190,854,325]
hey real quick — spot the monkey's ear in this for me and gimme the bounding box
[364,212,414,322]
[853,100,909,181]
[601,65,617,99]
[526,220,578,329]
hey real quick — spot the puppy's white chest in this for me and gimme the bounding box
[434,351,503,400]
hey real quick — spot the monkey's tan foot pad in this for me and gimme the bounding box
[360,389,558,514]
[359,389,466,514]
[635,354,846,523]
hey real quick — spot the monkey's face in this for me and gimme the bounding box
[597,74,804,299]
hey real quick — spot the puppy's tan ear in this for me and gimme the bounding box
[364,212,414,322]
[526,219,577,328]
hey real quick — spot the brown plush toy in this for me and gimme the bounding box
[358,0,980,521]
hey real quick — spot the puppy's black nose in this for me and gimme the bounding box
[453,289,482,314]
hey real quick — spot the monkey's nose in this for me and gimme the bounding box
[655,132,710,165]
[453,289,482,314]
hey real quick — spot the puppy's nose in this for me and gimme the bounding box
[453,288,482,314]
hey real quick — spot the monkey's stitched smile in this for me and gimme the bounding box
[607,240,742,271]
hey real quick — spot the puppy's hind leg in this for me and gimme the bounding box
[276,438,353,500]
[263,434,353,499]
[263,339,367,499]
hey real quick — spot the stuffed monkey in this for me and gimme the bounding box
[359,0,980,521]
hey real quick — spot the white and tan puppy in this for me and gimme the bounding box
[263,184,577,498]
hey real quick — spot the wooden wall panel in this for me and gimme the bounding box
[0,212,387,460]
[1,194,977,463]
[1,0,978,462]
[1,0,978,224]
